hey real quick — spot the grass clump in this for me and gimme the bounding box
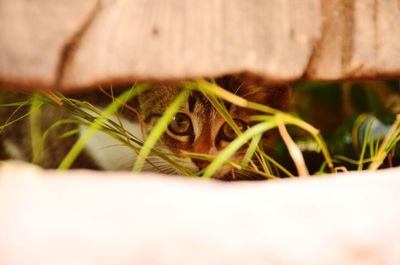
[0,79,399,179]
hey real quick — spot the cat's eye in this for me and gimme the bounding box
[218,119,247,142]
[168,113,193,136]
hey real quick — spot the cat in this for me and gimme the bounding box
[0,76,290,180]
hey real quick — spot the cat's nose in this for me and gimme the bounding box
[192,159,211,170]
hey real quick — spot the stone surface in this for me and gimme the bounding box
[0,161,399,265]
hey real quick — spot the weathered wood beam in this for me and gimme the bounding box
[0,0,99,90]
[0,0,399,92]
[306,0,400,80]
[61,0,320,90]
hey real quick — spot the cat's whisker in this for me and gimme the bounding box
[163,169,179,175]
[149,164,178,175]
[143,157,173,169]
[234,82,246,95]
[142,163,169,173]
[240,90,261,100]
[238,170,255,179]
[140,157,183,175]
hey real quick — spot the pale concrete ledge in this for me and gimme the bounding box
[1,0,400,92]
[0,161,399,265]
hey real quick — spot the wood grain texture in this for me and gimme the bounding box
[0,0,99,90]
[60,0,320,90]
[0,0,399,92]
[306,0,400,80]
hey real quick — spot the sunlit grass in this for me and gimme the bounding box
[0,79,399,179]
[58,85,148,170]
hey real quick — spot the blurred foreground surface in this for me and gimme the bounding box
[0,161,399,265]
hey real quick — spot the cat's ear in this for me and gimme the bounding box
[240,83,291,110]
[215,75,291,110]
[256,84,291,110]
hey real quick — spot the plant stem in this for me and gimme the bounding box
[368,114,400,170]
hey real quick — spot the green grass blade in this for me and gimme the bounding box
[241,133,262,167]
[260,152,295,178]
[61,128,81,138]
[29,95,43,163]
[369,114,400,170]
[0,111,31,131]
[0,101,32,107]
[358,119,372,170]
[33,119,84,164]
[203,120,277,178]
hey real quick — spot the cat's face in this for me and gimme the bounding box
[138,76,290,179]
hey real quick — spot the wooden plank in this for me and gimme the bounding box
[0,0,399,92]
[0,0,99,90]
[307,0,400,80]
[61,0,320,91]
